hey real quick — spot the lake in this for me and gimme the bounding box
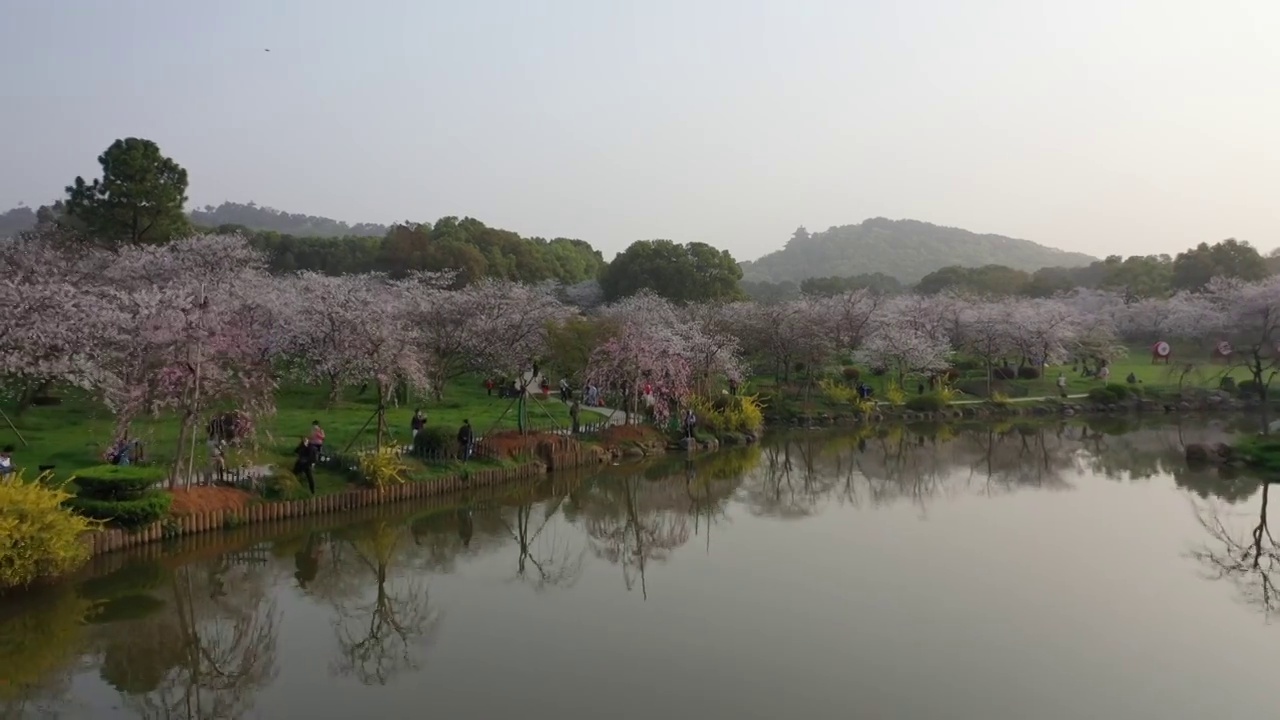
[2,416,1277,719]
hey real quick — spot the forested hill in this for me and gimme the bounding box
[0,201,389,239]
[740,218,1096,284]
[188,202,388,237]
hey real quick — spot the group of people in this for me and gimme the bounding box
[412,408,475,459]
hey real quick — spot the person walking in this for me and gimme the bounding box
[683,409,697,440]
[411,409,426,439]
[0,445,14,478]
[308,420,326,460]
[456,419,474,462]
[1057,372,1068,398]
[293,436,316,494]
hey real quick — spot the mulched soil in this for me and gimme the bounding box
[596,424,664,449]
[166,486,255,516]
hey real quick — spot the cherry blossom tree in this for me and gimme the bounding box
[678,303,745,396]
[409,278,567,398]
[1010,299,1079,368]
[1187,276,1280,400]
[723,298,832,386]
[587,292,745,421]
[281,273,427,446]
[818,288,882,354]
[96,236,280,482]
[856,296,952,385]
[955,300,1017,394]
[0,236,117,412]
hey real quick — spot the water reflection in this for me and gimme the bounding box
[321,520,439,686]
[67,551,280,719]
[0,417,1273,718]
[1193,482,1280,619]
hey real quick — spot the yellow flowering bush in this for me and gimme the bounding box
[358,448,410,489]
[688,394,765,434]
[0,471,99,589]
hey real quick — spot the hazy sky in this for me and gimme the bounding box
[2,0,1277,261]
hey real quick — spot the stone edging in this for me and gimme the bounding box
[84,461,546,556]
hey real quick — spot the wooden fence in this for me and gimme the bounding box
[83,460,549,556]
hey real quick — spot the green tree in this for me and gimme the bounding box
[600,239,745,303]
[800,273,902,297]
[64,138,190,245]
[1171,239,1268,292]
[1097,254,1173,301]
[915,264,1030,296]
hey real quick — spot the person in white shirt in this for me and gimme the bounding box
[0,445,14,477]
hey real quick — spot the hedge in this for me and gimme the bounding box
[72,465,166,501]
[64,493,172,529]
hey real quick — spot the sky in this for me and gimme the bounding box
[2,0,1277,261]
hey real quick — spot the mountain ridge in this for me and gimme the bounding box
[740,218,1096,284]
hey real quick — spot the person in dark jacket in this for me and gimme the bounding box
[293,436,316,494]
[457,420,474,461]
[411,409,426,439]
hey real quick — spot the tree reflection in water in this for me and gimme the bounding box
[741,418,1255,518]
[1193,482,1280,618]
[325,520,439,686]
[495,479,585,592]
[0,416,1269,715]
[99,554,280,720]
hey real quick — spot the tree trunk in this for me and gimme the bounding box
[375,383,388,450]
[170,412,193,490]
[14,378,52,416]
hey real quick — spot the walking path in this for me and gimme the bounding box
[946,393,1088,406]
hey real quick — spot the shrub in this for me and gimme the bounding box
[951,358,981,372]
[689,394,764,434]
[1219,376,1237,393]
[411,426,455,459]
[1239,380,1261,398]
[1016,366,1042,380]
[885,382,906,406]
[905,394,945,412]
[65,493,172,528]
[1086,385,1131,404]
[841,366,860,381]
[992,367,1017,380]
[263,470,304,500]
[819,378,858,406]
[0,471,98,589]
[936,382,960,404]
[852,397,875,416]
[990,392,1011,406]
[71,465,166,501]
[1104,383,1132,402]
[357,448,409,489]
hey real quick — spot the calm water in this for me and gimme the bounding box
[3,417,1278,719]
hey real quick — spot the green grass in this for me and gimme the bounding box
[1,376,604,480]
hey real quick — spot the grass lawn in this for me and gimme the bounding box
[1,375,607,481]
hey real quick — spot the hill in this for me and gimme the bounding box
[0,201,388,239]
[188,202,388,237]
[739,218,1096,284]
